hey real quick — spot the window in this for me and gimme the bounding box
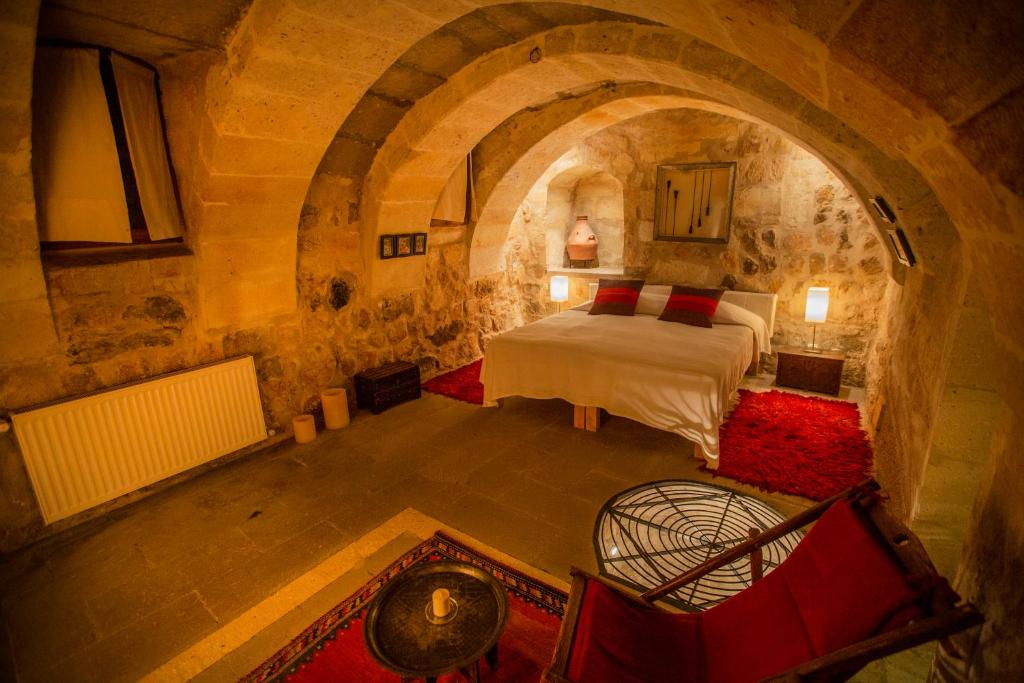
[429,155,476,227]
[32,46,185,249]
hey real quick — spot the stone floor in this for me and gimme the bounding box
[0,379,946,682]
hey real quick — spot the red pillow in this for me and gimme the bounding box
[588,278,645,316]
[658,285,724,327]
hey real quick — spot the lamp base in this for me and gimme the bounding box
[806,324,824,353]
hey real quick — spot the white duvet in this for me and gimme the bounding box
[482,310,760,468]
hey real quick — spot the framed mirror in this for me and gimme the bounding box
[654,162,736,244]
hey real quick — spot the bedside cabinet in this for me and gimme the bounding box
[775,346,845,395]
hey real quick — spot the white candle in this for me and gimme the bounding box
[292,414,316,444]
[432,588,450,618]
[321,388,350,430]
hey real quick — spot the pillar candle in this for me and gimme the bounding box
[292,414,316,444]
[432,588,450,618]
[321,388,350,430]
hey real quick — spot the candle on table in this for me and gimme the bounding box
[432,588,450,618]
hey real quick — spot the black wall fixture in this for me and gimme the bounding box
[871,195,897,224]
[887,227,917,267]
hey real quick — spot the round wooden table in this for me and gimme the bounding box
[364,561,510,682]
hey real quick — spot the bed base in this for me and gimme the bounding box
[572,405,602,432]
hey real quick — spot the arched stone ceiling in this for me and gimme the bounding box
[315,3,658,183]
[185,1,1022,399]
[467,82,886,280]
[358,22,956,294]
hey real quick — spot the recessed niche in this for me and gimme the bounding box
[543,169,625,272]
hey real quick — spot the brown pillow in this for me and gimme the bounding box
[658,285,724,328]
[588,279,645,316]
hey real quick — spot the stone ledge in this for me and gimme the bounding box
[41,243,193,269]
[545,266,625,276]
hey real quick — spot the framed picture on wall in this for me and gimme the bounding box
[413,232,427,255]
[379,235,397,259]
[396,234,413,257]
[653,162,736,244]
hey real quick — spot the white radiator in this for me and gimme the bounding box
[12,356,268,524]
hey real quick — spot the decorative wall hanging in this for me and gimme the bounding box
[654,162,736,244]
[379,234,397,259]
[380,233,427,259]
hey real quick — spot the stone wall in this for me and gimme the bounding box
[293,175,547,416]
[518,109,891,387]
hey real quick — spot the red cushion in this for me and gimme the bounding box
[779,499,922,655]
[567,579,705,682]
[658,285,724,327]
[703,565,815,683]
[589,278,645,316]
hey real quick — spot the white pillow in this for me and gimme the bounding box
[713,300,772,354]
[635,284,673,316]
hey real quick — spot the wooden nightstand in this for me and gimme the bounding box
[775,346,845,395]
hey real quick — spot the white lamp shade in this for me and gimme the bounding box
[550,275,569,303]
[805,287,830,323]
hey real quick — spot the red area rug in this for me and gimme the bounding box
[422,359,484,405]
[713,389,874,501]
[242,532,565,683]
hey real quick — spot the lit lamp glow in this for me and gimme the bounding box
[805,287,830,353]
[550,275,569,312]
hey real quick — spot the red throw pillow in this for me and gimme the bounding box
[658,285,724,327]
[588,278,645,316]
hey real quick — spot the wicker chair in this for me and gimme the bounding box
[544,480,982,682]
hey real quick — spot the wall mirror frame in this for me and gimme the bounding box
[654,162,736,244]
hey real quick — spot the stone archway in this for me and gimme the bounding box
[468,86,888,281]
[90,2,1024,675]
[359,23,954,297]
[351,21,968,528]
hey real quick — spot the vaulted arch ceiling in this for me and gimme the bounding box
[467,84,886,280]
[355,21,956,295]
[182,1,1020,397]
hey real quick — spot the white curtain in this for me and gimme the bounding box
[432,156,470,224]
[111,54,184,240]
[33,47,131,243]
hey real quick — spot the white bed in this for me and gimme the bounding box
[481,288,777,469]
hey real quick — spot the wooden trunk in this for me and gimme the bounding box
[775,346,845,395]
[355,361,421,414]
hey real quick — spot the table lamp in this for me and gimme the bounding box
[551,275,569,312]
[805,286,829,353]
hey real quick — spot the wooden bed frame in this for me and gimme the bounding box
[566,289,775,435]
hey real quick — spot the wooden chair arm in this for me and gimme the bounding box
[759,603,984,682]
[642,480,879,603]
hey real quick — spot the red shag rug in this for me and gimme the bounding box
[242,532,565,683]
[713,389,874,501]
[422,359,484,405]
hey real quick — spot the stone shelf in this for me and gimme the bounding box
[545,267,625,276]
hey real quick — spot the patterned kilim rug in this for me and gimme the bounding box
[712,389,874,501]
[242,532,566,682]
[422,360,484,405]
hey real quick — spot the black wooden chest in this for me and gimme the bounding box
[355,361,421,414]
